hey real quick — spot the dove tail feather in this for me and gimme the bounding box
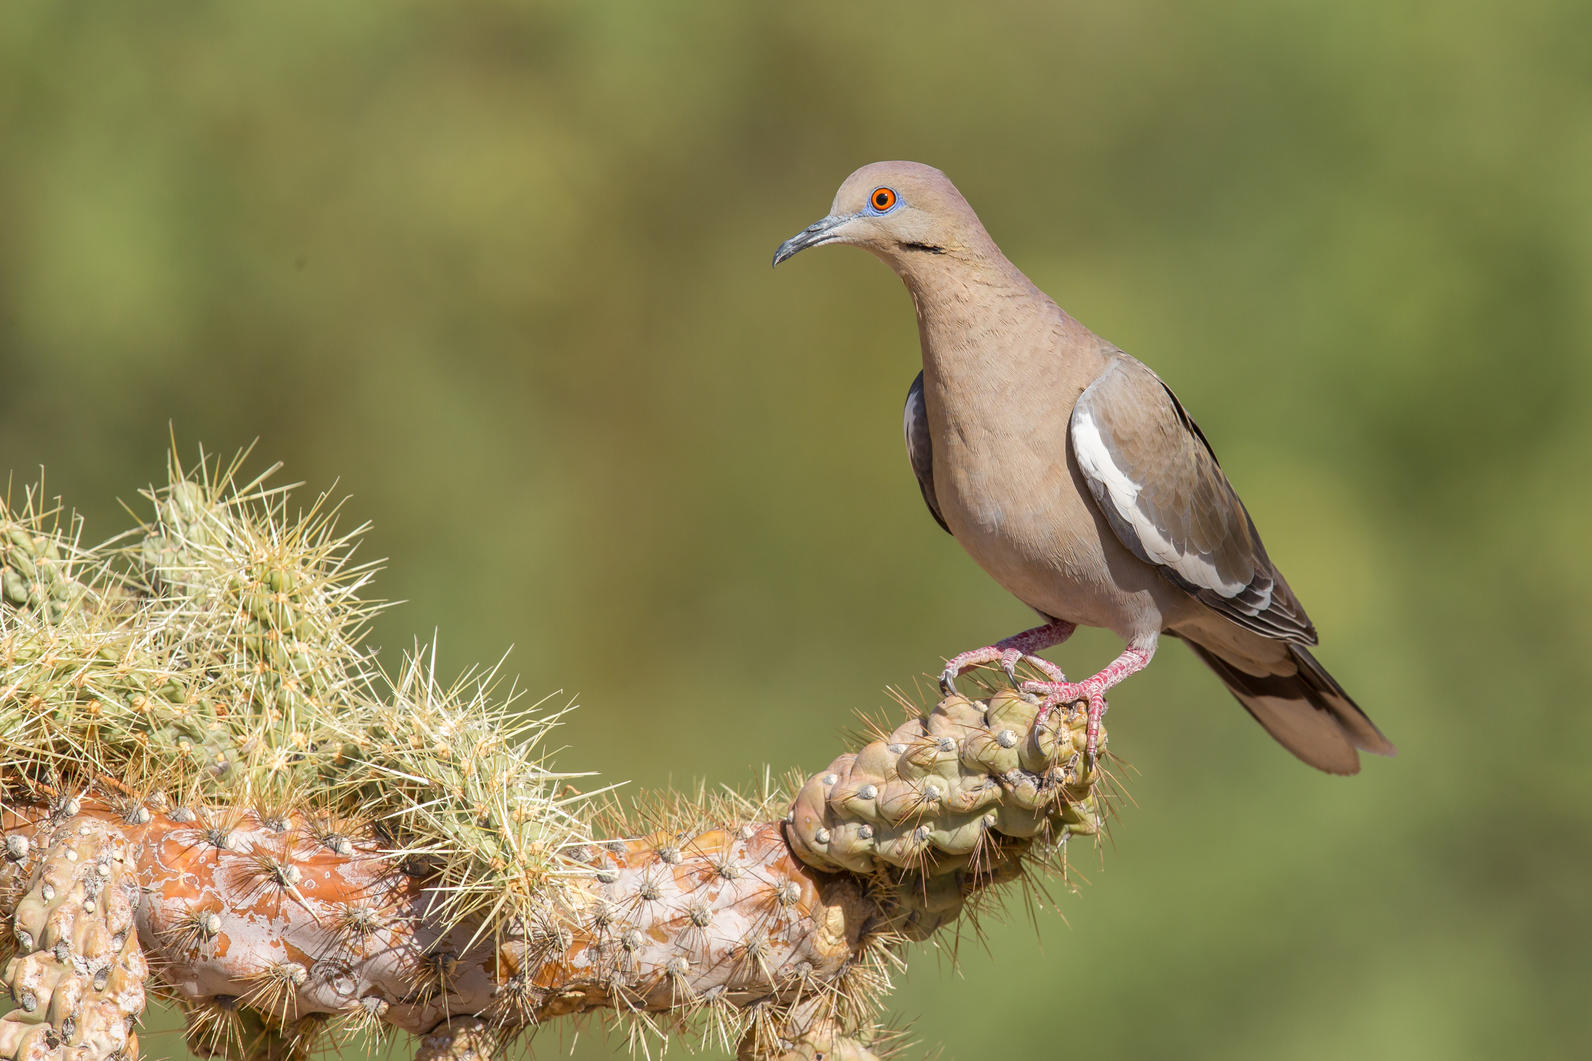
[1181,637,1396,776]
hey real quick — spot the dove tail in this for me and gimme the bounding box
[1182,637,1396,775]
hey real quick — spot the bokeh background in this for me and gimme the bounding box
[3,2,1589,1058]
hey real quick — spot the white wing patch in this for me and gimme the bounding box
[1070,404,1248,598]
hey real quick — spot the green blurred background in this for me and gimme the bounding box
[2,2,1588,1058]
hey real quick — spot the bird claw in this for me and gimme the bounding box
[938,665,967,698]
[1023,680,1109,769]
[941,622,1079,699]
[1000,649,1067,686]
[939,647,999,697]
[941,647,1065,698]
[1019,678,1089,703]
[1084,692,1108,768]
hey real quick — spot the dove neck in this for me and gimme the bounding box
[903,254,1057,379]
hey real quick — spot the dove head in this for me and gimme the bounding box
[773,161,1001,274]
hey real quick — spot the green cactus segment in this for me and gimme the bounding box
[324,653,592,928]
[786,689,1103,937]
[1,520,91,626]
[0,815,147,1061]
[2,452,1115,1061]
[1,451,591,937]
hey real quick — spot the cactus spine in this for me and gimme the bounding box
[3,453,1111,1059]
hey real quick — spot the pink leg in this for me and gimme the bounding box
[940,620,1078,696]
[1020,643,1155,765]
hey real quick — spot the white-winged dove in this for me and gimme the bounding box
[774,161,1394,774]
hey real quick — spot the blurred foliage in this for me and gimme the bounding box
[1,1,1588,1058]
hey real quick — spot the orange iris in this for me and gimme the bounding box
[871,187,897,211]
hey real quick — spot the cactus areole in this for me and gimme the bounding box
[2,451,1109,1059]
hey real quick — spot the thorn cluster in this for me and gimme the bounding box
[3,450,1114,1060]
[788,689,1103,937]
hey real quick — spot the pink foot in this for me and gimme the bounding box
[1020,645,1154,766]
[940,620,1077,696]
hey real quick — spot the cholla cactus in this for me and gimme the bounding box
[1,452,1112,1060]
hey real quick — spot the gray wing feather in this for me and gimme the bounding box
[1070,357,1316,644]
[904,371,949,534]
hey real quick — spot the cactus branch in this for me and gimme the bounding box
[2,454,1111,1059]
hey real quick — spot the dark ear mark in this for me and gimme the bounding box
[901,242,945,254]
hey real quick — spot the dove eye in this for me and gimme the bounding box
[869,187,898,212]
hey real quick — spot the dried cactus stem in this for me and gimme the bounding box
[3,456,1113,1058]
[2,689,1104,1059]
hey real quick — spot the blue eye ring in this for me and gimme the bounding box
[868,186,899,212]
